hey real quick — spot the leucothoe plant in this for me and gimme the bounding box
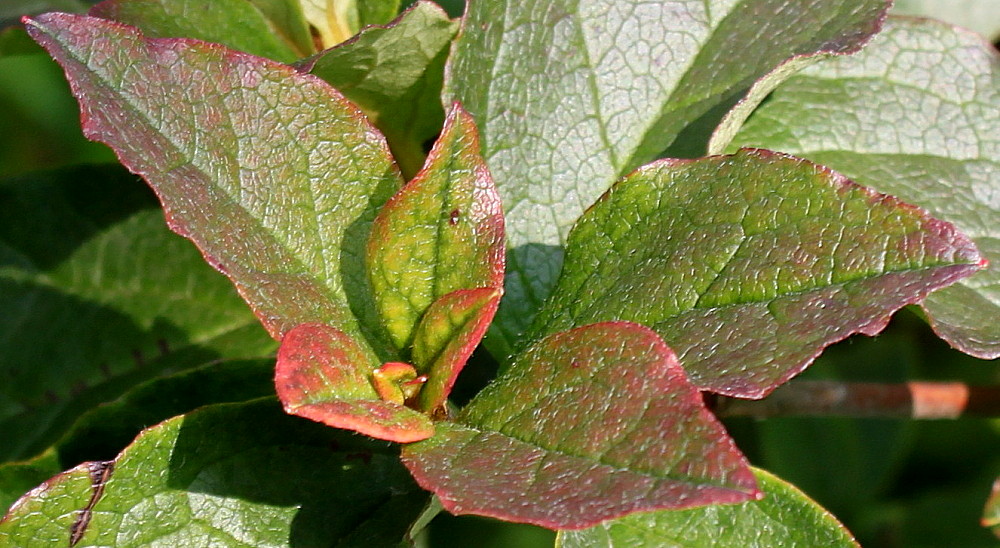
[0,0,997,546]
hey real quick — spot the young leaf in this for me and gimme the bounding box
[298,0,400,48]
[25,13,404,354]
[402,322,758,529]
[529,149,984,398]
[0,166,275,463]
[411,287,500,413]
[91,0,314,62]
[367,103,504,351]
[0,400,430,547]
[558,468,858,547]
[275,323,434,442]
[726,18,1000,359]
[302,1,458,177]
[446,0,892,355]
[983,477,1000,537]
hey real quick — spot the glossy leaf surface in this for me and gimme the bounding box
[303,1,458,177]
[0,166,275,463]
[558,468,858,547]
[275,323,434,442]
[403,322,758,529]
[728,18,1000,358]
[984,477,1000,537]
[0,400,429,547]
[368,104,504,351]
[530,150,984,397]
[91,0,314,62]
[27,13,403,353]
[447,0,892,354]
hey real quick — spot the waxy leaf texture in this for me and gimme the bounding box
[447,0,892,355]
[728,18,1000,358]
[26,13,403,354]
[558,468,858,547]
[402,322,758,529]
[0,400,429,547]
[275,323,434,442]
[367,104,505,352]
[303,1,458,177]
[530,150,984,397]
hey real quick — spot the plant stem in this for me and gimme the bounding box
[712,381,1000,419]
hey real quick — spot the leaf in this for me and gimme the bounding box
[367,103,504,351]
[528,149,984,398]
[302,1,458,177]
[0,358,273,515]
[412,287,500,413]
[0,399,430,547]
[726,18,1000,358]
[893,0,1000,42]
[26,13,404,355]
[558,468,858,547]
[446,0,892,355]
[402,322,758,529]
[983,477,1000,537]
[275,322,434,442]
[91,0,314,62]
[298,0,400,48]
[0,166,275,463]
[0,0,88,19]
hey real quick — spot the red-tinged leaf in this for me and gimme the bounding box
[367,103,505,353]
[983,477,1000,537]
[24,13,403,352]
[275,323,433,443]
[529,149,984,398]
[412,287,501,413]
[402,322,758,529]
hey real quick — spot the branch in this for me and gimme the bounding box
[712,381,1000,419]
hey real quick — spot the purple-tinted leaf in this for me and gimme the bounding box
[275,323,433,443]
[529,149,984,398]
[447,0,892,358]
[367,103,504,352]
[402,322,758,529]
[412,287,500,414]
[725,18,1000,358]
[984,477,1000,538]
[25,13,402,353]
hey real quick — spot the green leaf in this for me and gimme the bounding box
[0,0,88,20]
[275,322,435,442]
[367,104,504,351]
[0,166,275,462]
[303,1,458,177]
[1,358,273,514]
[0,450,61,516]
[412,287,500,413]
[983,477,1000,537]
[557,468,858,547]
[529,149,983,397]
[727,18,1000,359]
[298,0,400,48]
[91,0,314,62]
[26,13,404,356]
[402,322,758,529]
[446,0,892,355]
[0,399,430,547]
[893,0,1000,42]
